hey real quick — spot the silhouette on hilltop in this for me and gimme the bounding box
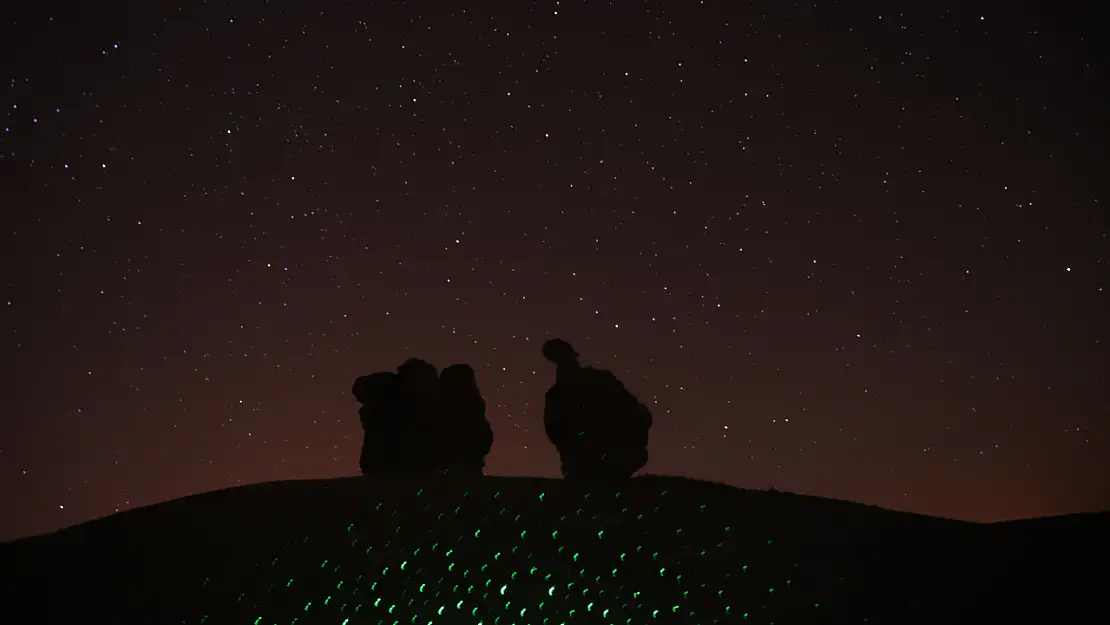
[352,340,651,481]
[439,363,494,473]
[542,338,653,479]
[351,371,403,475]
[353,358,494,476]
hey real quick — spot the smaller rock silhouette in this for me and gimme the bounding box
[439,363,494,475]
[541,338,652,479]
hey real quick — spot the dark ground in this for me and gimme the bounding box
[1,475,1105,624]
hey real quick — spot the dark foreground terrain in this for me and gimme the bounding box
[1,475,1105,624]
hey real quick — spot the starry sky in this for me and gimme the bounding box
[2,0,1107,541]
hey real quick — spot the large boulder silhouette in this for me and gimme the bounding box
[353,359,494,476]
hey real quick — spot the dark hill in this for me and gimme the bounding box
[0,475,1104,624]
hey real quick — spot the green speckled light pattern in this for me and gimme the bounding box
[188,484,869,625]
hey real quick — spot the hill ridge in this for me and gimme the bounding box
[1,474,1104,624]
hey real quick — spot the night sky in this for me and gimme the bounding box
[3,0,1107,541]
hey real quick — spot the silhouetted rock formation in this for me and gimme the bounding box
[394,358,442,471]
[351,371,402,475]
[542,338,653,478]
[439,363,494,474]
[353,358,494,476]
[1,475,1104,625]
